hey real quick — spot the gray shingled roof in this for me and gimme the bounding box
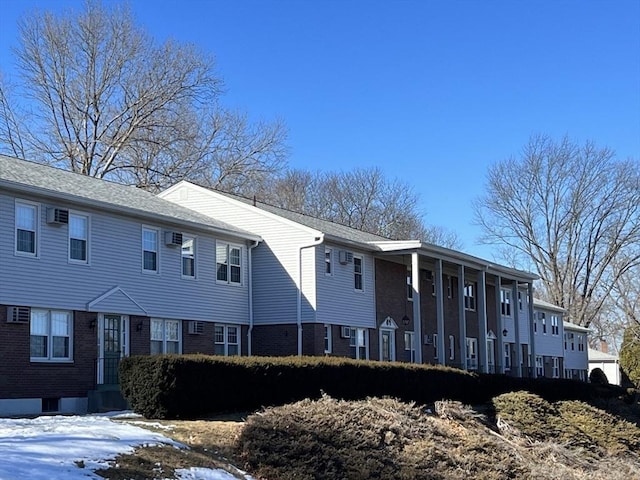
[217,190,391,246]
[0,155,258,239]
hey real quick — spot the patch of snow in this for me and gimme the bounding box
[175,467,255,480]
[126,420,176,431]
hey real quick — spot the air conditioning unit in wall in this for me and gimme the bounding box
[423,334,432,345]
[165,231,183,247]
[188,321,204,335]
[46,207,69,225]
[339,251,354,265]
[7,306,30,323]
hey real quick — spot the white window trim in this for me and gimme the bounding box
[150,318,182,354]
[30,309,73,363]
[353,255,364,292]
[68,211,90,265]
[449,334,455,360]
[141,225,160,274]
[552,357,560,378]
[466,337,478,369]
[214,323,241,356]
[15,199,40,258]
[433,333,438,359]
[404,331,416,363]
[181,234,197,279]
[349,327,368,359]
[504,343,511,371]
[464,283,476,311]
[500,289,512,317]
[324,324,332,354]
[407,266,413,301]
[216,241,243,286]
[536,355,544,376]
[325,248,333,276]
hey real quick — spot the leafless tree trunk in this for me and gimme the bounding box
[1,0,287,191]
[475,135,640,331]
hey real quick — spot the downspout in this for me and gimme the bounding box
[298,235,325,356]
[247,239,260,356]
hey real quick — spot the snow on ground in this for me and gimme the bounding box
[0,413,251,480]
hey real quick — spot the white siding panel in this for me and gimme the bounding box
[0,192,250,323]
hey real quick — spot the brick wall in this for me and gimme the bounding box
[252,324,298,356]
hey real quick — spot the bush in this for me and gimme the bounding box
[590,367,609,385]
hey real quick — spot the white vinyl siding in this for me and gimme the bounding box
[15,200,38,256]
[150,319,181,354]
[69,212,89,264]
[30,309,72,362]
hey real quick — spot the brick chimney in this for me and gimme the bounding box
[600,339,609,353]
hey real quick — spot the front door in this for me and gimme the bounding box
[381,329,395,362]
[98,314,129,385]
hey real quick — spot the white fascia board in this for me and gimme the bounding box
[2,179,261,242]
[163,181,322,239]
[563,321,590,333]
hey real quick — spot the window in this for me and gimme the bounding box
[142,227,158,272]
[431,272,436,296]
[69,212,88,263]
[449,334,455,360]
[552,357,560,378]
[464,283,476,311]
[504,343,511,371]
[518,291,523,311]
[16,201,38,256]
[217,243,242,285]
[564,333,569,349]
[536,356,544,376]
[182,235,196,278]
[150,319,181,354]
[404,332,416,363]
[407,266,413,301]
[447,276,453,298]
[30,309,72,361]
[433,333,438,359]
[325,248,332,275]
[577,334,585,352]
[214,324,240,356]
[540,312,547,334]
[466,337,478,369]
[551,315,559,335]
[350,327,367,359]
[500,289,512,316]
[324,325,332,353]
[353,256,363,291]
[569,332,575,350]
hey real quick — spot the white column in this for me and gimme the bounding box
[411,252,422,364]
[458,265,467,370]
[495,275,504,374]
[435,259,446,365]
[528,282,536,378]
[477,270,488,373]
[512,280,522,377]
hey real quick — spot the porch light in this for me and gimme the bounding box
[502,329,508,337]
[89,318,96,329]
[402,314,410,326]
[136,320,144,332]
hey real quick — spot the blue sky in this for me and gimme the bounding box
[1,0,639,260]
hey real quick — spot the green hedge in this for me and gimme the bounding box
[119,355,625,419]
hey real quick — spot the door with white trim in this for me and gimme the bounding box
[97,314,129,385]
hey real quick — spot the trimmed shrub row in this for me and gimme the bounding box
[119,354,626,419]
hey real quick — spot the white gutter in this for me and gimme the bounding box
[247,239,260,356]
[298,235,325,356]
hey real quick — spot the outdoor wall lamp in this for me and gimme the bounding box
[502,329,508,337]
[89,318,96,329]
[402,314,410,326]
[136,321,144,332]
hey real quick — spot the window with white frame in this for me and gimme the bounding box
[182,235,196,278]
[466,337,478,369]
[404,331,416,363]
[217,242,242,285]
[324,324,332,353]
[447,276,453,298]
[500,289,512,316]
[535,355,543,376]
[449,334,455,360]
[551,315,559,335]
[69,212,89,263]
[407,266,413,301]
[350,327,367,359]
[325,248,332,275]
[540,312,547,334]
[431,272,436,296]
[353,256,363,291]
[518,291,523,311]
[30,309,72,361]
[577,334,585,352]
[552,357,559,378]
[464,283,476,311]
[16,201,38,256]
[150,319,181,354]
[504,343,511,370]
[214,324,240,356]
[142,227,158,272]
[564,332,570,349]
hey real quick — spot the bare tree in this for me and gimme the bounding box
[259,167,461,247]
[475,135,640,331]
[0,0,286,191]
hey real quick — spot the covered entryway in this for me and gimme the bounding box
[379,316,398,362]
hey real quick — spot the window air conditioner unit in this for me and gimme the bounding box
[188,321,204,335]
[46,207,69,225]
[339,251,353,265]
[341,326,352,338]
[165,231,183,247]
[7,306,30,323]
